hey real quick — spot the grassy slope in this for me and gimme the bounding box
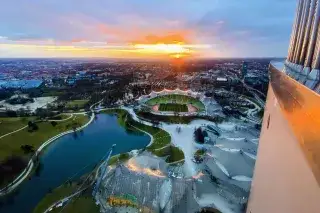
[33,184,99,213]
[0,117,36,136]
[33,184,78,213]
[108,153,130,166]
[0,114,89,160]
[153,146,185,163]
[102,109,171,150]
[102,109,184,162]
[65,100,89,108]
[49,114,71,120]
[52,196,99,213]
[194,149,206,157]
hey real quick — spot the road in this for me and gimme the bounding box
[242,82,265,107]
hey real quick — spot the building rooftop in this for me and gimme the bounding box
[0,79,43,89]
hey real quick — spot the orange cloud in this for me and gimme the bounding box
[131,33,189,44]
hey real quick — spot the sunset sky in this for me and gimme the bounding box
[0,0,297,58]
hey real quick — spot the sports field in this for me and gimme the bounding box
[146,94,205,112]
[158,103,188,112]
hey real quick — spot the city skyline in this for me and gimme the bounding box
[0,0,296,58]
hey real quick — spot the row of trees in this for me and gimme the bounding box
[194,127,208,144]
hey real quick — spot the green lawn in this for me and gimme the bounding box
[49,114,71,120]
[153,146,185,163]
[102,109,171,153]
[102,109,171,149]
[146,94,205,111]
[51,196,99,213]
[65,100,89,109]
[194,149,206,157]
[158,103,188,112]
[0,117,36,136]
[0,114,89,161]
[129,119,171,150]
[108,153,131,166]
[102,109,185,162]
[33,183,78,213]
[33,184,99,213]
[0,114,89,187]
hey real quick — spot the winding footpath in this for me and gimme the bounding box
[0,114,74,140]
[43,188,87,213]
[0,125,28,140]
[0,103,100,196]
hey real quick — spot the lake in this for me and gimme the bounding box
[0,114,150,213]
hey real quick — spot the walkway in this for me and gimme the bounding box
[43,188,87,213]
[121,106,202,177]
[0,125,28,140]
[0,114,74,140]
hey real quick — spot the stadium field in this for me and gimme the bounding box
[158,103,188,112]
[146,94,205,112]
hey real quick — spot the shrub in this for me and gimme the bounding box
[194,127,205,143]
[20,144,35,154]
[50,121,58,127]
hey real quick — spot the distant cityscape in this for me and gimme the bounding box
[0,57,272,213]
[2,0,320,212]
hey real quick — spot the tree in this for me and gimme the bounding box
[6,110,17,117]
[32,123,39,131]
[20,145,35,154]
[17,108,29,117]
[194,127,205,143]
[84,103,90,112]
[50,121,58,127]
[28,121,33,128]
[28,121,38,132]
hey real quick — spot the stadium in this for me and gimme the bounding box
[138,89,206,115]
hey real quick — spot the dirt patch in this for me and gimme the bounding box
[187,104,198,113]
[152,104,159,112]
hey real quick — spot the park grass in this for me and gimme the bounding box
[108,153,131,166]
[153,146,185,163]
[50,196,99,213]
[194,149,206,157]
[33,183,78,213]
[129,119,171,150]
[0,114,89,161]
[33,184,99,213]
[0,117,36,136]
[146,94,205,111]
[158,103,188,112]
[65,100,89,109]
[102,109,171,150]
[0,114,89,187]
[102,108,185,162]
[102,109,171,153]
[48,113,71,120]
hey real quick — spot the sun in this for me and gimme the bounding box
[132,43,192,58]
[173,54,181,59]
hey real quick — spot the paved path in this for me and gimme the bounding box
[43,188,86,213]
[0,114,74,140]
[47,114,73,122]
[0,125,28,140]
